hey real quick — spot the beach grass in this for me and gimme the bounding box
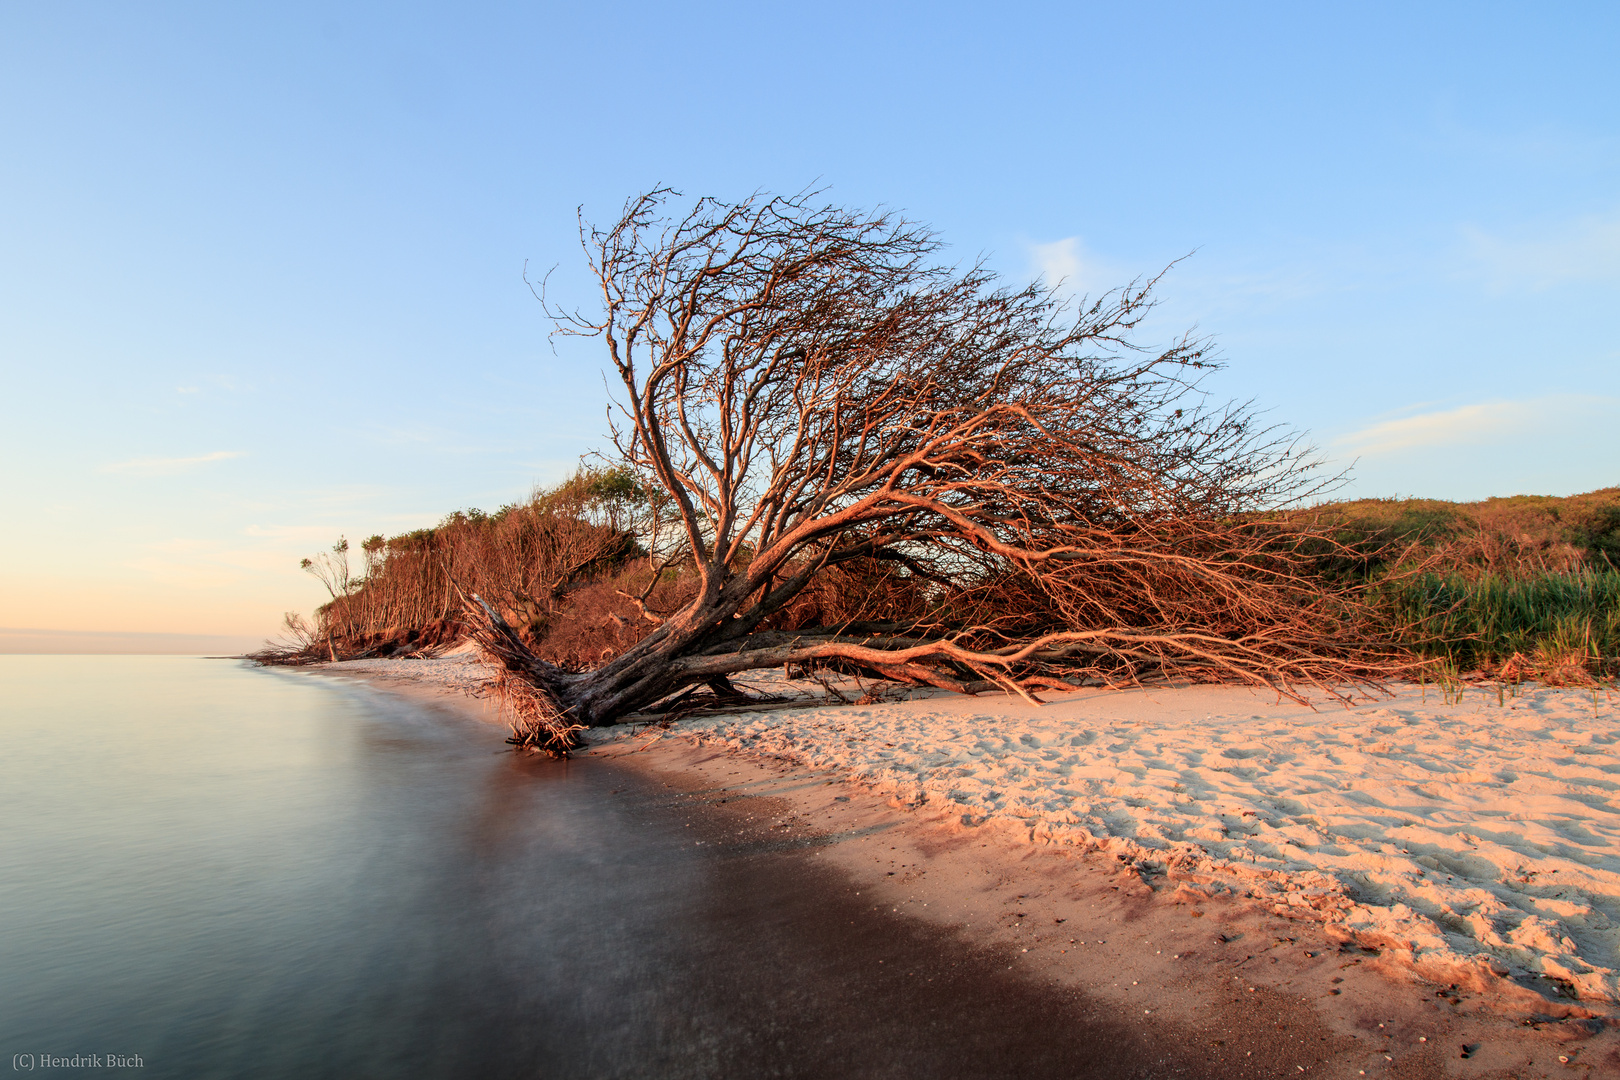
[1382,568,1620,679]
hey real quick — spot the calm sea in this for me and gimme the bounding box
[0,656,1179,1079]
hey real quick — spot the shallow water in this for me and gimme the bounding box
[0,656,1198,1078]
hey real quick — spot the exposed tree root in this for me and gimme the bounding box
[463,594,585,756]
[489,665,586,757]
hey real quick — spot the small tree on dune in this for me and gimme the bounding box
[471,189,1396,752]
[301,536,354,662]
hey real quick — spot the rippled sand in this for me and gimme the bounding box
[658,679,1620,1002]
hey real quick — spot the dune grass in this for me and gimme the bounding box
[1383,569,1620,680]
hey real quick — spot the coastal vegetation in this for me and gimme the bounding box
[262,193,1617,752]
[273,486,1620,686]
[277,468,651,664]
[1297,488,1620,579]
[1297,489,1620,682]
[1387,569,1620,680]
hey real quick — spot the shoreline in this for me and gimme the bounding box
[311,653,1620,1076]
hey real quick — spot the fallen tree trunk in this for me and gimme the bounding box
[476,189,1412,752]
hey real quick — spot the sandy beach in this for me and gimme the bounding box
[326,651,1620,1076]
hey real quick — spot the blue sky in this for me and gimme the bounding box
[2,2,1616,647]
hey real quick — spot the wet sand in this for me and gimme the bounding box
[580,753,1275,1078]
[332,661,1620,1077]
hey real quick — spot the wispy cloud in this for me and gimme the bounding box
[1461,210,1620,291]
[1333,395,1612,458]
[101,451,245,476]
[1025,236,1124,300]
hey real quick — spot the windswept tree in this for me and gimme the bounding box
[476,189,1394,751]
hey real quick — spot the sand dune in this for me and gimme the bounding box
[638,678,1620,1003]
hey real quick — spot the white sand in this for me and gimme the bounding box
[321,643,493,696]
[627,677,1620,1003]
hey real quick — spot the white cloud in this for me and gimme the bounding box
[1025,236,1122,299]
[1332,395,1613,459]
[1462,211,1620,291]
[101,451,245,476]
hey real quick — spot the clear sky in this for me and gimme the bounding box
[2,2,1616,649]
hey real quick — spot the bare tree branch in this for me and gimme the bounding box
[480,189,1404,737]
